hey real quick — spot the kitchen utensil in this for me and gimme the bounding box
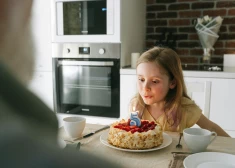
[63,116,86,138]
[183,128,217,153]
[224,54,235,72]
[183,152,235,168]
[176,132,183,148]
[83,125,110,138]
[131,53,140,68]
[171,152,192,154]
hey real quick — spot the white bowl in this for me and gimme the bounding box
[63,116,86,138]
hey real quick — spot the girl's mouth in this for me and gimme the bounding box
[144,96,152,99]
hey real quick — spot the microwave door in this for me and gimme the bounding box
[81,1,88,35]
[56,0,107,36]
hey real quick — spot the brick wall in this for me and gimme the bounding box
[146,0,235,70]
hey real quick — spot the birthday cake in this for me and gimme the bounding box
[107,112,163,149]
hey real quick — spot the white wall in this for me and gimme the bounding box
[30,0,52,72]
[120,0,146,67]
[28,0,54,109]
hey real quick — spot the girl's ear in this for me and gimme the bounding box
[169,78,176,89]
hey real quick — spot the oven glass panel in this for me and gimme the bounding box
[54,59,120,118]
[63,0,107,35]
[60,66,111,107]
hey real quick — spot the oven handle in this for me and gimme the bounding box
[58,60,114,66]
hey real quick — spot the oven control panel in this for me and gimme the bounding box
[79,47,90,55]
[52,43,120,59]
[99,48,105,55]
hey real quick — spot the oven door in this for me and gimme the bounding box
[53,58,120,118]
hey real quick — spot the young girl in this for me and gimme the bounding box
[129,47,230,137]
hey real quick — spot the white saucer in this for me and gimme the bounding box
[57,139,66,149]
[100,131,172,152]
[197,162,235,168]
[184,152,235,168]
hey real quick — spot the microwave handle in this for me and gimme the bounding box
[58,60,114,66]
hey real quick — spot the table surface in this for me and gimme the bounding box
[59,124,235,168]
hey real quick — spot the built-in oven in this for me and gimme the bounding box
[52,43,120,118]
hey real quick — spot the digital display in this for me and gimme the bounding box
[79,47,90,55]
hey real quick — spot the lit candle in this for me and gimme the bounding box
[130,111,141,127]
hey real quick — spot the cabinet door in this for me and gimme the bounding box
[210,79,235,131]
[120,74,137,119]
[28,72,53,110]
[184,78,211,118]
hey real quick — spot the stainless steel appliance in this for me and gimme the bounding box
[52,43,120,118]
[51,0,118,43]
[51,0,146,68]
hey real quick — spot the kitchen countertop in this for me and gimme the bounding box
[60,123,235,168]
[57,113,119,127]
[120,67,235,79]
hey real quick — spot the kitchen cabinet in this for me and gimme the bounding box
[120,69,235,137]
[209,78,235,137]
[184,79,211,118]
[185,77,235,137]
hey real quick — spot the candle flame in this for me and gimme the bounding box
[133,106,136,112]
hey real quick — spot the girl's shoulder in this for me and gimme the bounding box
[181,97,202,128]
[181,97,195,105]
[181,97,202,114]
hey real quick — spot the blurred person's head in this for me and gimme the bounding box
[0,0,34,85]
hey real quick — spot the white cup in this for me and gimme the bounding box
[63,116,86,138]
[131,53,140,68]
[183,128,217,153]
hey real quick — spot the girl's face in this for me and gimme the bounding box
[136,62,175,105]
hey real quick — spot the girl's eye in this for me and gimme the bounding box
[138,78,144,82]
[152,80,159,84]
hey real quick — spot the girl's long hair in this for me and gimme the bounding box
[133,47,190,128]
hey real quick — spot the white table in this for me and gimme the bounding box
[59,124,235,168]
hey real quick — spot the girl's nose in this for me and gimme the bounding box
[143,82,151,91]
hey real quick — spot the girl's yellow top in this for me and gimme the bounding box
[139,97,202,132]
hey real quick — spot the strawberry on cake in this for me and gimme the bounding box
[107,112,163,149]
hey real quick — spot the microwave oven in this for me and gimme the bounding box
[51,0,120,43]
